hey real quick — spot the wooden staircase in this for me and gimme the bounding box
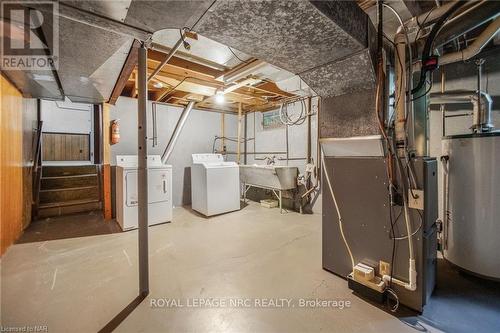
[37,165,102,218]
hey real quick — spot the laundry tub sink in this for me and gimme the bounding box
[239,165,298,190]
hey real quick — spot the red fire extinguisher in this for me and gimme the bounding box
[111,119,120,144]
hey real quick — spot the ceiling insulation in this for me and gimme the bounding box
[56,17,133,103]
[300,49,376,98]
[152,29,252,69]
[61,0,132,22]
[123,0,214,32]
[195,0,368,74]
[3,0,378,112]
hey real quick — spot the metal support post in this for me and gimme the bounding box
[137,42,149,296]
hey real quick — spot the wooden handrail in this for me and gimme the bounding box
[31,120,43,218]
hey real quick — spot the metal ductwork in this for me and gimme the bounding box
[194,2,375,90]
[194,0,377,139]
[430,91,494,132]
[439,17,500,66]
[161,101,195,164]
[433,1,500,48]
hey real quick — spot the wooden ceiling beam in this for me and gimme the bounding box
[148,49,223,79]
[108,40,140,105]
[150,42,228,72]
[120,48,298,112]
[252,81,295,98]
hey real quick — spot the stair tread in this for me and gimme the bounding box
[39,198,101,209]
[42,165,98,177]
[42,174,98,180]
[43,165,97,168]
[40,185,98,192]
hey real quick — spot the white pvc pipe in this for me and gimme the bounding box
[439,16,500,66]
[412,15,500,72]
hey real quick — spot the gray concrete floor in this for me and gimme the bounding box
[1,202,496,332]
[17,211,121,244]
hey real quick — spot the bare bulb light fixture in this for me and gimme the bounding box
[215,90,225,104]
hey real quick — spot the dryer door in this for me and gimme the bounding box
[125,169,170,206]
[149,168,170,204]
[125,170,138,207]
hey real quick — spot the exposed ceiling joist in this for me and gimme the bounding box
[116,34,300,112]
[109,40,140,105]
[219,59,266,83]
[148,49,223,77]
[150,42,228,72]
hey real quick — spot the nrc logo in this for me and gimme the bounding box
[1,1,59,70]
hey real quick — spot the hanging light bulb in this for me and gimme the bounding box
[215,90,225,104]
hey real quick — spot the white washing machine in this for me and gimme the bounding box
[191,154,240,216]
[116,155,172,230]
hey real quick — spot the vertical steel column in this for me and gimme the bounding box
[441,70,446,137]
[285,124,289,165]
[476,58,484,132]
[137,42,149,296]
[244,113,248,164]
[306,97,312,164]
[237,102,242,164]
[220,113,225,153]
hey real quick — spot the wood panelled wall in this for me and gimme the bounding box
[102,103,112,220]
[1,75,36,255]
[42,132,90,161]
[1,75,24,255]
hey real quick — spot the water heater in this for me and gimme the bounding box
[442,133,500,280]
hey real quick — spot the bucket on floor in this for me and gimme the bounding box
[260,199,278,208]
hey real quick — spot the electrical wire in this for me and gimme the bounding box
[386,288,400,312]
[321,151,355,269]
[279,99,307,126]
[395,156,415,261]
[414,7,435,45]
[385,138,399,312]
[405,157,419,196]
[411,79,433,101]
[413,1,466,95]
[212,135,254,153]
[391,210,423,241]
[227,46,247,63]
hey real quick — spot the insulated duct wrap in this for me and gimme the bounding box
[319,88,379,138]
[299,49,376,98]
[195,0,368,73]
[196,0,377,138]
